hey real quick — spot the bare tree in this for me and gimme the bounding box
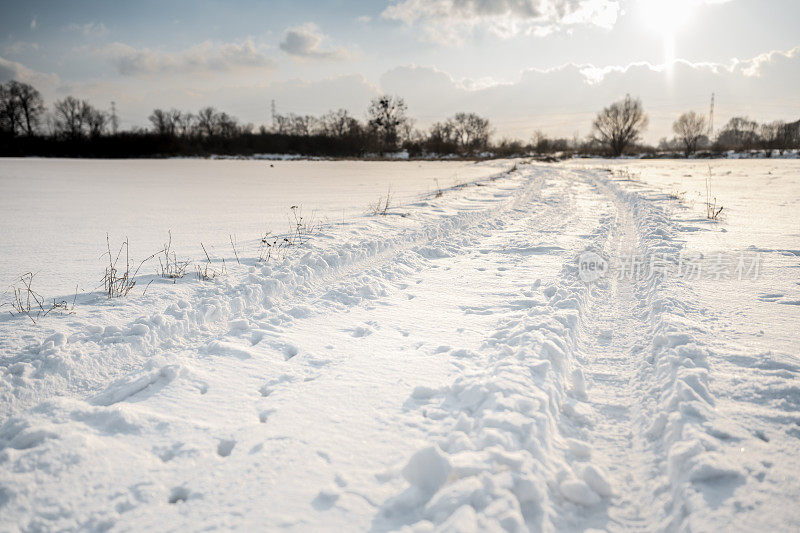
[451,112,491,153]
[8,81,45,136]
[0,82,21,134]
[197,106,218,136]
[273,113,291,135]
[216,112,240,138]
[591,95,649,157]
[321,109,360,138]
[85,106,108,137]
[291,114,316,136]
[429,120,457,144]
[759,121,784,156]
[52,96,107,138]
[174,111,196,137]
[495,137,525,157]
[149,109,173,135]
[779,120,799,153]
[672,111,707,156]
[270,113,315,136]
[367,95,408,153]
[531,130,548,154]
[717,116,759,151]
[400,117,417,145]
[54,96,86,138]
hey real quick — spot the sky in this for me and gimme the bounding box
[1,0,798,143]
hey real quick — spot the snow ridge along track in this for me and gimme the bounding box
[0,163,794,531]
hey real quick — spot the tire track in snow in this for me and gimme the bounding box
[373,168,624,531]
[565,182,663,531]
[578,168,762,532]
[372,166,761,532]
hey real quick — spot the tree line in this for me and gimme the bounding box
[1,80,798,158]
[585,94,800,157]
[664,113,799,156]
[0,83,495,158]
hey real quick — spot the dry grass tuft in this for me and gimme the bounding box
[196,242,226,281]
[102,236,160,298]
[159,230,190,281]
[5,273,76,323]
[369,189,393,216]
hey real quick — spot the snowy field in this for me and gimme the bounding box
[0,158,505,297]
[1,159,799,531]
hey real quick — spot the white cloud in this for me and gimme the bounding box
[738,45,800,77]
[574,45,800,84]
[30,17,37,30]
[278,23,350,60]
[66,22,108,37]
[0,55,59,87]
[105,40,276,76]
[378,45,800,141]
[382,0,621,44]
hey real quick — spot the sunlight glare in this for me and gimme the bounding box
[640,0,697,37]
[640,0,698,77]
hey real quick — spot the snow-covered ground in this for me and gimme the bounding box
[0,159,798,531]
[0,158,504,297]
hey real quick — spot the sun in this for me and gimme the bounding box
[640,0,699,35]
[639,0,699,65]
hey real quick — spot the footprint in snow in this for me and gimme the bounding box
[307,356,333,368]
[259,373,295,396]
[205,340,254,360]
[283,344,299,360]
[311,488,339,510]
[250,329,272,346]
[168,487,191,504]
[217,439,236,457]
[350,325,374,338]
[317,450,331,463]
[249,443,264,454]
[155,443,187,463]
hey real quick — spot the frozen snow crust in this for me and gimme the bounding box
[0,162,797,531]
